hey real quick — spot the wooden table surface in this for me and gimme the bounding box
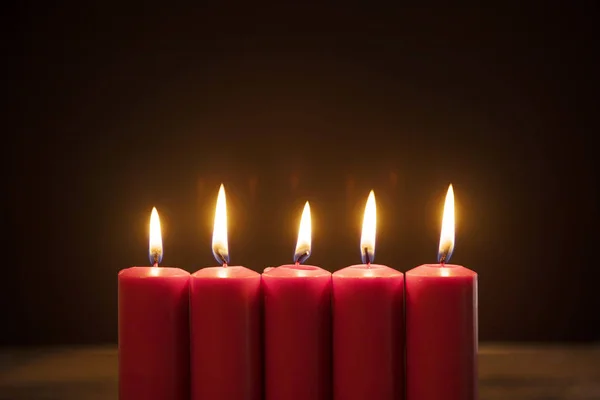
[0,344,598,399]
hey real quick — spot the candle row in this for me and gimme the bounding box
[118,185,477,400]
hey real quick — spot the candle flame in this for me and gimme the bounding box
[360,190,376,264]
[212,184,230,265]
[438,184,455,263]
[148,207,163,266]
[293,201,312,264]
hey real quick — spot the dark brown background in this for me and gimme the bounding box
[3,4,597,345]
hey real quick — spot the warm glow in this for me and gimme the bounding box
[438,184,455,263]
[148,207,163,266]
[294,201,312,264]
[217,268,229,278]
[212,184,230,265]
[360,190,376,264]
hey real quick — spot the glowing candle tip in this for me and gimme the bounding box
[293,201,312,264]
[360,190,376,264]
[212,184,230,265]
[148,207,163,266]
[437,184,455,263]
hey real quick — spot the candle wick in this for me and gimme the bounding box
[440,253,447,265]
[152,262,158,268]
[438,247,450,265]
[151,252,160,267]
[214,248,230,267]
[363,247,371,265]
[294,250,310,265]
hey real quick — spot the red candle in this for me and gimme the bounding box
[190,184,262,400]
[263,202,332,400]
[406,184,478,400]
[333,191,405,400]
[118,207,190,400]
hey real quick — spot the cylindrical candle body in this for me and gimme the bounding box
[406,264,478,400]
[333,264,405,400]
[263,264,332,400]
[190,266,262,400]
[118,266,190,400]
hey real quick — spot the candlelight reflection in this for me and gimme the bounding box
[293,202,312,264]
[148,207,163,267]
[217,268,229,278]
[438,184,455,264]
[360,190,376,264]
[212,184,230,265]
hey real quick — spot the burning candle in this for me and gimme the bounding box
[405,184,478,400]
[263,202,332,400]
[190,184,262,400]
[118,208,190,400]
[332,191,405,400]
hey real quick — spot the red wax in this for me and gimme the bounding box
[332,264,405,400]
[190,266,262,400]
[118,266,190,400]
[263,264,332,400]
[405,264,478,400]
